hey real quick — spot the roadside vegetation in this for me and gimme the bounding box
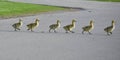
[92,0,120,2]
[0,0,65,19]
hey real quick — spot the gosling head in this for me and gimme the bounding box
[19,19,22,22]
[35,19,40,22]
[111,20,115,26]
[57,20,61,23]
[19,18,22,21]
[112,20,115,24]
[90,20,94,24]
[72,19,77,23]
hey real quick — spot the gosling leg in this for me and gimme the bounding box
[106,29,111,35]
[27,28,30,31]
[31,29,34,32]
[17,28,20,31]
[30,25,33,32]
[49,29,51,33]
[70,31,75,33]
[88,31,92,35]
[82,31,84,34]
[110,32,112,34]
[14,28,17,31]
[54,30,57,33]
[65,31,69,33]
[14,24,17,31]
[107,32,110,36]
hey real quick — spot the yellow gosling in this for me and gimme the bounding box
[12,19,23,31]
[27,19,40,32]
[63,19,76,33]
[49,20,61,33]
[82,20,94,34]
[104,20,115,35]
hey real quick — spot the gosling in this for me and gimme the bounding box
[63,19,76,33]
[27,19,40,32]
[49,20,61,33]
[82,20,94,34]
[12,19,23,31]
[104,20,115,35]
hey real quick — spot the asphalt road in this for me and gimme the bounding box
[0,0,120,60]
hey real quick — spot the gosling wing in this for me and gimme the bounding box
[49,24,58,29]
[104,26,113,32]
[82,25,91,31]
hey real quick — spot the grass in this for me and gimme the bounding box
[91,0,120,2]
[0,1,65,19]
[0,0,8,1]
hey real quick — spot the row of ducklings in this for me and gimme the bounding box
[12,18,115,35]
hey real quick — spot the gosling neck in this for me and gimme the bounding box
[90,22,94,27]
[19,21,22,25]
[57,21,60,25]
[35,21,39,25]
[72,22,75,27]
[112,22,115,27]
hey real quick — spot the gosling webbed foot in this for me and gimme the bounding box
[70,31,75,33]
[110,32,112,34]
[54,30,57,33]
[82,31,84,34]
[88,32,92,35]
[65,31,69,33]
[17,28,20,31]
[49,29,51,33]
[107,32,110,36]
[14,29,17,31]
[31,30,34,32]
[27,28,30,31]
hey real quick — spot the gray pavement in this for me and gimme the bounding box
[9,0,120,9]
[0,0,120,60]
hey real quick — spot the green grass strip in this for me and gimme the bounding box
[91,0,120,2]
[0,1,65,18]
